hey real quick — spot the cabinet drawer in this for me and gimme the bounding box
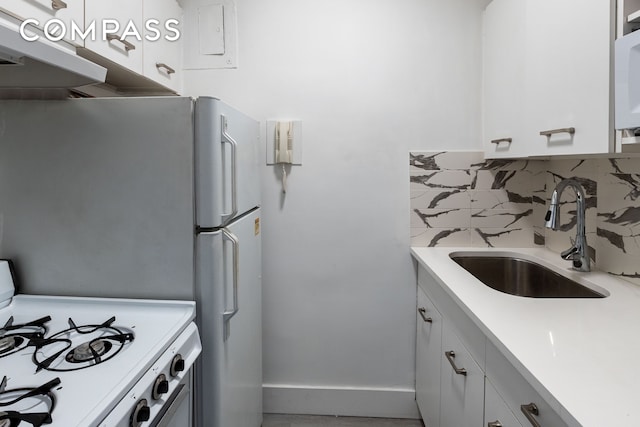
[0,0,84,46]
[485,377,523,427]
[486,341,569,427]
[440,322,484,427]
[84,0,143,74]
[416,287,441,427]
[418,266,485,369]
[142,0,182,93]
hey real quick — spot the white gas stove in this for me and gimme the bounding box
[0,261,202,427]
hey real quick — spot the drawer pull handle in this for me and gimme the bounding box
[488,422,503,427]
[521,403,541,427]
[51,0,67,10]
[445,351,467,376]
[490,138,512,145]
[106,34,136,52]
[540,127,575,137]
[417,307,432,323]
[156,63,176,75]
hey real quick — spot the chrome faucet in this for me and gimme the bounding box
[544,179,591,272]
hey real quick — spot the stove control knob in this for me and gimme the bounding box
[170,354,185,377]
[130,399,150,427]
[152,374,169,400]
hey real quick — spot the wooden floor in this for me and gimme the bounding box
[262,414,425,427]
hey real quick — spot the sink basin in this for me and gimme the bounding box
[450,255,606,298]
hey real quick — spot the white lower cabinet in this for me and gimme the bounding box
[440,322,484,427]
[415,265,570,427]
[416,287,442,427]
[485,378,523,427]
[486,341,569,427]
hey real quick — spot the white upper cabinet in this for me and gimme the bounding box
[483,0,615,158]
[83,0,144,74]
[0,0,84,46]
[142,0,183,93]
[482,0,526,158]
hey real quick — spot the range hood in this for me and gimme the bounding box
[0,19,106,90]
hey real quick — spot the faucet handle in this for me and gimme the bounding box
[560,245,579,260]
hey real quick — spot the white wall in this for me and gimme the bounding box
[183,0,486,417]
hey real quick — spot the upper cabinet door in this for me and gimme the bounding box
[482,0,615,158]
[143,0,183,93]
[523,0,614,156]
[482,0,526,158]
[84,0,144,74]
[0,0,84,46]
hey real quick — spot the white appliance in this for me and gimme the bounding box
[0,97,263,427]
[0,17,106,89]
[615,29,640,130]
[0,260,202,426]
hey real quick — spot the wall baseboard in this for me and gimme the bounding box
[263,384,421,419]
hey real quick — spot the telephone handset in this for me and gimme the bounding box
[275,121,293,164]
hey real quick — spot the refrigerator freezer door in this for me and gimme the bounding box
[195,208,262,427]
[195,97,261,228]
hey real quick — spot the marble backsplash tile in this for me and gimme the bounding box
[410,151,542,248]
[410,151,640,287]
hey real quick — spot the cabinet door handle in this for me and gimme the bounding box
[417,307,432,323]
[490,138,512,145]
[156,63,176,75]
[51,0,67,10]
[444,351,467,376]
[539,127,575,137]
[521,403,541,427]
[488,422,503,427]
[106,34,136,52]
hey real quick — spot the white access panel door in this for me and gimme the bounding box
[195,97,261,228]
[195,208,263,427]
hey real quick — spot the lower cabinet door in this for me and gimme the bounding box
[440,322,484,427]
[485,378,523,427]
[416,287,442,427]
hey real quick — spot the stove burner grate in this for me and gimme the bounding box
[0,376,60,427]
[0,317,50,359]
[30,316,134,372]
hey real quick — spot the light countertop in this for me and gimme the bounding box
[411,246,640,427]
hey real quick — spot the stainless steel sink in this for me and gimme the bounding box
[450,255,606,298]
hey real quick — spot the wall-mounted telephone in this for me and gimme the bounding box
[275,121,293,164]
[267,120,302,194]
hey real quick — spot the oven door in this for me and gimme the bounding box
[152,373,192,427]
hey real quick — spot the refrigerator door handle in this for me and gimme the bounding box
[220,115,238,225]
[222,229,240,341]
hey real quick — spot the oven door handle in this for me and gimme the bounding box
[222,229,239,341]
[151,383,188,427]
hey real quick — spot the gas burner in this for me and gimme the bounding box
[0,376,60,427]
[0,317,50,358]
[29,317,134,372]
[65,339,112,363]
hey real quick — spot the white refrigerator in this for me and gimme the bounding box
[0,97,263,427]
